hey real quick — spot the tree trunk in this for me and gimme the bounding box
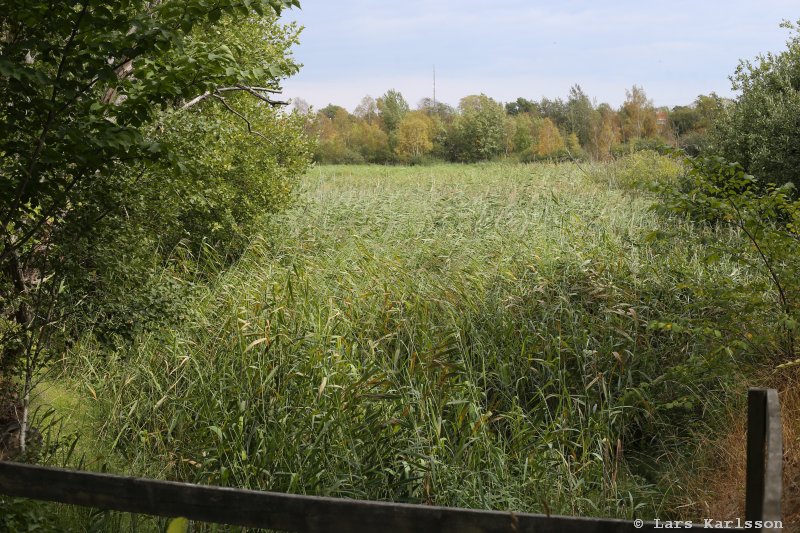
[1,242,32,373]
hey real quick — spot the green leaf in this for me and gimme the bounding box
[166,517,189,533]
[208,426,223,440]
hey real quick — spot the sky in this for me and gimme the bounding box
[278,1,798,112]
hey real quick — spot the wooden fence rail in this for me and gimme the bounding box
[0,387,783,532]
[745,388,783,533]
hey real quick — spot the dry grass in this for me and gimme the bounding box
[686,371,799,528]
[778,374,800,529]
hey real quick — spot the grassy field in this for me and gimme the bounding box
[38,160,773,528]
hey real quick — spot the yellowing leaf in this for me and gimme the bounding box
[166,517,189,533]
[245,337,269,352]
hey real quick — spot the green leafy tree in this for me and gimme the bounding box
[417,97,455,122]
[566,84,594,147]
[670,94,727,155]
[376,89,409,156]
[0,0,308,448]
[505,97,538,116]
[588,104,620,161]
[377,89,409,133]
[670,105,700,136]
[313,106,362,163]
[565,132,582,158]
[450,94,506,162]
[538,97,568,129]
[694,93,728,131]
[713,21,800,189]
[509,113,535,154]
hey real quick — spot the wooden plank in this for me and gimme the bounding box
[745,388,767,522]
[0,461,710,532]
[762,389,782,531]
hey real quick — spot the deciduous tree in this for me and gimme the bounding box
[396,111,434,161]
[377,89,409,133]
[536,118,565,159]
[354,95,379,125]
[450,94,506,162]
[620,85,656,142]
[712,22,800,188]
[0,0,308,443]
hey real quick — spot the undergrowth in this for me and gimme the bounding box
[52,161,772,528]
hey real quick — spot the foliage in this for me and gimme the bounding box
[353,95,379,124]
[0,0,301,259]
[536,118,566,159]
[0,498,57,532]
[712,21,800,189]
[350,120,392,163]
[588,105,621,161]
[620,85,656,143]
[309,86,724,166]
[449,94,506,162]
[658,156,800,362]
[418,98,456,122]
[505,97,538,116]
[508,114,535,154]
[396,111,434,162]
[0,0,310,472]
[377,89,410,135]
[566,85,594,147]
[313,106,364,164]
[670,94,728,156]
[595,150,683,192]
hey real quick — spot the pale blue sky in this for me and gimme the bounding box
[279,1,798,111]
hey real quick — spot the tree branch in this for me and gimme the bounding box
[211,95,270,142]
[180,85,287,111]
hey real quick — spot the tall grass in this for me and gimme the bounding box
[69,161,761,523]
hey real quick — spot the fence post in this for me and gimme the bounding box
[745,388,782,531]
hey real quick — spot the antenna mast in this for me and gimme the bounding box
[433,65,436,109]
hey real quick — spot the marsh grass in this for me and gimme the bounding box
[60,161,767,528]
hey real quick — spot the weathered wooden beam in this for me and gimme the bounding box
[745,388,783,533]
[0,461,706,532]
[746,388,767,521]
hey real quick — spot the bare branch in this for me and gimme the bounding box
[181,86,288,111]
[180,91,212,110]
[211,95,271,143]
[219,86,281,94]
[234,84,288,106]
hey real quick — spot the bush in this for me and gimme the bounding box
[53,97,312,344]
[678,131,712,157]
[712,21,800,189]
[658,155,800,363]
[606,150,684,191]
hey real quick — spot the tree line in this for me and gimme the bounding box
[299,85,728,164]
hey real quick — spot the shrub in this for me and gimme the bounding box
[604,150,685,191]
[658,156,800,363]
